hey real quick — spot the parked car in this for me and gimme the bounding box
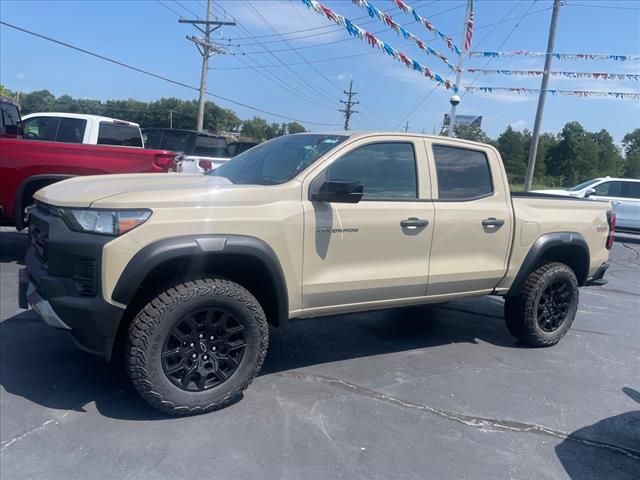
[19,132,614,414]
[0,99,180,229]
[536,177,640,233]
[143,128,230,173]
[22,112,144,147]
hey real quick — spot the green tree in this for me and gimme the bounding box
[547,122,598,185]
[241,117,270,140]
[591,129,624,177]
[497,126,526,183]
[19,89,57,114]
[522,130,556,181]
[452,124,491,143]
[622,129,640,178]
[286,122,306,134]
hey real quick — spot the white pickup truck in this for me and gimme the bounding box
[22,113,144,147]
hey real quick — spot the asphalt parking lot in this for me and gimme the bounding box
[1,228,638,479]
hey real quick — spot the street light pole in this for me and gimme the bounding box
[524,0,561,191]
[447,0,473,137]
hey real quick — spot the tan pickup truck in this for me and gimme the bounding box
[19,132,615,415]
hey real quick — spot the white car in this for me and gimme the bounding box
[537,177,640,233]
[22,113,144,147]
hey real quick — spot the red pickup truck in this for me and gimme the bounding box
[0,97,180,229]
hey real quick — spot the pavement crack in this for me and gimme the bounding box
[1,411,72,452]
[0,389,124,453]
[279,371,640,461]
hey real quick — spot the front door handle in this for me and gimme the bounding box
[401,217,429,228]
[482,217,505,231]
[611,201,622,206]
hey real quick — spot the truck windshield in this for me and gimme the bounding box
[210,134,348,185]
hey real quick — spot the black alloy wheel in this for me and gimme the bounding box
[162,307,247,392]
[536,281,573,333]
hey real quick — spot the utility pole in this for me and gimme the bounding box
[524,0,561,191]
[339,80,359,130]
[403,120,410,133]
[447,0,473,137]
[179,0,235,132]
[169,109,173,129]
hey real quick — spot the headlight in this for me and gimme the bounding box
[60,209,151,236]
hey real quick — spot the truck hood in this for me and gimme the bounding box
[34,173,293,209]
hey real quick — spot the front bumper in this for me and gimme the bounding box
[19,203,125,361]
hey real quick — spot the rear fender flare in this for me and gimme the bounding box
[507,232,590,296]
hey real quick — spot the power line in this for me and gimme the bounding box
[233,6,551,55]
[157,2,341,113]
[566,1,640,10]
[0,21,342,127]
[155,0,185,18]
[241,0,385,130]
[394,0,528,131]
[462,0,539,99]
[174,0,202,19]
[160,2,348,118]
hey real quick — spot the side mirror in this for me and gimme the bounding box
[310,180,364,204]
[584,188,596,198]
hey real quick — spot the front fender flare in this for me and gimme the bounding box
[111,234,289,326]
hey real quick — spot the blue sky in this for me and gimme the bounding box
[1,0,639,141]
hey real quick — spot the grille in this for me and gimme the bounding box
[73,261,97,296]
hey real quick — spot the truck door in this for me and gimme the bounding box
[301,137,435,310]
[426,141,513,295]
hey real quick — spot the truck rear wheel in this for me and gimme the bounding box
[126,278,268,415]
[504,262,579,347]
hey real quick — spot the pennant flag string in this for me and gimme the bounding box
[468,51,640,61]
[300,0,459,91]
[465,86,640,100]
[387,0,461,55]
[466,68,640,81]
[349,0,459,72]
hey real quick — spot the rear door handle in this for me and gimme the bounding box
[482,217,505,230]
[401,217,429,228]
[611,201,622,206]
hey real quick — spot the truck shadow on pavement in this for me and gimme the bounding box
[0,230,27,264]
[555,387,640,479]
[0,296,517,421]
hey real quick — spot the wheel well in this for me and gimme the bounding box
[536,245,589,285]
[114,253,283,356]
[15,177,70,229]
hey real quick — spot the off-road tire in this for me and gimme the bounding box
[503,262,579,347]
[126,278,268,415]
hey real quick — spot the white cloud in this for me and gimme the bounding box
[510,119,528,130]
[464,90,536,103]
[336,71,353,81]
[16,73,26,79]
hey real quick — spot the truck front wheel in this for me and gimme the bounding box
[504,262,579,347]
[126,278,269,415]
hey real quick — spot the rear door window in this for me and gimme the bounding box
[593,181,623,197]
[23,117,60,141]
[621,182,640,199]
[432,145,493,200]
[56,118,87,143]
[194,136,229,157]
[98,122,142,147]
